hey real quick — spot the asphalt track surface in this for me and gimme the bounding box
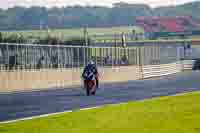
[0,71,200,122]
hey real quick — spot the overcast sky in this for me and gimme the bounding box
[0,0,199,9]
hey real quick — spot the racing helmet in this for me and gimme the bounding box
[88,59,95,65]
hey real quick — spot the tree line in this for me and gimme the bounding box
[0,2,200,30]
[0,32,92,46]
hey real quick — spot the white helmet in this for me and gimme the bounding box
[88,60,95,65]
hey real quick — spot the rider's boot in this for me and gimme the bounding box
[91,91,96,95]
[96,77,99,89]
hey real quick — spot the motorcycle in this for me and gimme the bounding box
[84,79,96,96]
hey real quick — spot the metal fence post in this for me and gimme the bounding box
[138,46,143,80]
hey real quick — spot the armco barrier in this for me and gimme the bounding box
[142,62,182,79]
[182,60,195,70]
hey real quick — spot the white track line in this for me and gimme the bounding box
[0,105,107,124]
[0,90,198,125]
[0,110,72,124]
[0,102,129,125]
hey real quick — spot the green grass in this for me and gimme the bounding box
[1,91,200,133]
[2,26,144,39]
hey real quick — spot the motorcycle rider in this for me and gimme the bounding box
[82,60,99,92]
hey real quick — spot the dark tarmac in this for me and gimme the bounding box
[0,71,200,122]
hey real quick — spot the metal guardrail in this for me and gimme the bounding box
[182,60,196,70]
[142,62,182,78]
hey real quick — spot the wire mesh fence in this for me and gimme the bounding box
[0,43,140,71]
[0,42,186,72]
[140,44,185,66]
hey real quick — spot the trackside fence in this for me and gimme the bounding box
[0,42,187,92]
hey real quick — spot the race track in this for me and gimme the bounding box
[0,71,200,122]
